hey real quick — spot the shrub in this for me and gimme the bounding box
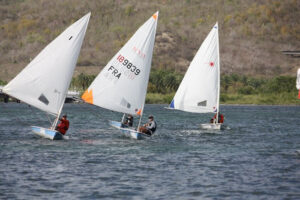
[0,80,7,85]
[238,86,256,95]
[71,73,96,91]
[263,76,295,93]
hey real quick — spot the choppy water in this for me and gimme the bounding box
[0,103,300,199]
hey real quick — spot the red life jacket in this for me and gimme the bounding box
[57,119,69,135]
[219,114,224,123]
[213,113,224,123]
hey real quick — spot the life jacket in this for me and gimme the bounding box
[127,117,133,127]
[57,119,69,135]
[150,121,157,133]
[213,113,224,124]
[219,114,224,123]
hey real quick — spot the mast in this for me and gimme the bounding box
[121,113,126,123]
[216,22,220,124]
[51,96,65,130]
[137,102,145,131]
[136,13,158,131]
[137,115,143,131]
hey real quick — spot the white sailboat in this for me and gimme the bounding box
[167,22,224,130]
[82,12,159,139]
[2,13,91,140]
[296,68,300,99]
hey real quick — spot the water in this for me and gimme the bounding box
[0,103,300,199]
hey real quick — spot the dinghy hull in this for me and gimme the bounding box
[200,123,224,130]
[109,121,150,140]
[31,126,63,140]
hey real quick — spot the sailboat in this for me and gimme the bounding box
[296,68,300,99]
[2,13,91,140]
[167,22,224,130]
[82,12,159,139]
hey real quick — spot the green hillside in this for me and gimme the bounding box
[0,0,299,81]
[1,0,300,104]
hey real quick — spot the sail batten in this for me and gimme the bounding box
[82,11,159,116]
[170,22,220,114]
[3,13,91,116]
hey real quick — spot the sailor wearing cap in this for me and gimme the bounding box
[55,114,70,135]
[139,115,157,135]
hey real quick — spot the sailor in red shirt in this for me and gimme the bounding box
[211,112,224,124]
[56,114,70,135]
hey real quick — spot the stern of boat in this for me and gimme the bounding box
[200,123,223,130]
[31,126,63,140]
[109,120,145,139]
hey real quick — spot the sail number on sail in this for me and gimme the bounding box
[106,54,141,80]
[117,54,141,75]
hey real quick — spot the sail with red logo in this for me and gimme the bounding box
[167,22,225,130]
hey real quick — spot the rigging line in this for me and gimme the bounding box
[0,103,34,127]
[24,102,56,128]
[86,104,111,123]
[76,101,110,122]
[26,103,51,126]
[45,112,53,127]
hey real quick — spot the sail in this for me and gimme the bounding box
[297,69,300,90]
[82,12,158,116]
[296,68,300,99]
[3,13,91,116]
[169,22,220,113]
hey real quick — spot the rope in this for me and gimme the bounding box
[45,112,53,126]
[1,103,35,127]
[77,101,110,122]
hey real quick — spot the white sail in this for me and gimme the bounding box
[296,68,300,90]
[82,12,159,116]
[169,22,220,113]
[3,13,91,116]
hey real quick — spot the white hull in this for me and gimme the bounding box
[31,126,63,140]
[200,123,224,130]
[109,121,150,140]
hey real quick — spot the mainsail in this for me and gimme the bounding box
[3,13,91,116]
[82,12,159,116]
[169,22,220,114]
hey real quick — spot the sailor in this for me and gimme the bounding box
[56,114,70,135]
[126,114,134,127]
[211,113,224,124]
[139,115,157,136]
[122,114,134,127]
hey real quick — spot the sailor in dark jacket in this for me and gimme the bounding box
[139,115,157,135]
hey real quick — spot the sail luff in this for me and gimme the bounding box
[138,12,159,118]
[137,14,158,128]
[216,22,220,123]
[51,99,65,129]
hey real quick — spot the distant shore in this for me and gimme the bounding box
[2,72,299,105]
[1,92,300,106]
[145,92,300,105]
